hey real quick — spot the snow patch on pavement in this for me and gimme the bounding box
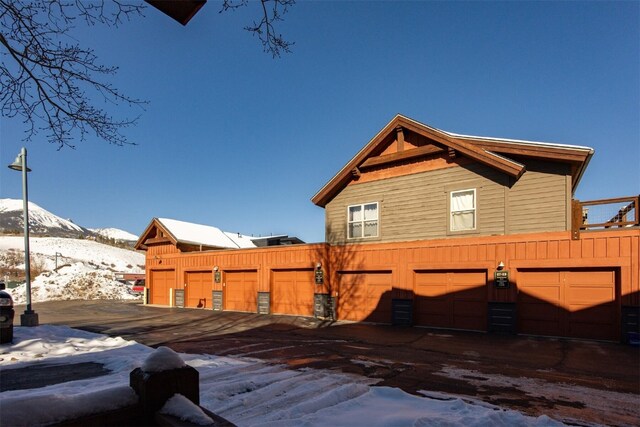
[436,365,639,426]
[0,326,566,426]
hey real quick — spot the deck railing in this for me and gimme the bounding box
[572,195,639,239]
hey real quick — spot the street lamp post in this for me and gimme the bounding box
[8,147,39,327]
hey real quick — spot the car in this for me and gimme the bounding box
[129,279,145,296]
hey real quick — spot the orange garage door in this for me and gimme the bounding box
[272,270,315,316]
[150,269,175,306]
[224,270,258,312]
[186,271,212,308]
[338,271,392,323]
[518,269,617,341]
[414,270,487,331]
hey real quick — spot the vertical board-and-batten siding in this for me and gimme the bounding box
[325,158,570,244]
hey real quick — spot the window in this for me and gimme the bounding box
[450,189,476,231]
[348,202,379,238]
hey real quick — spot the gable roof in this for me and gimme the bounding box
[135,218,256,251]
[311,114,594,207]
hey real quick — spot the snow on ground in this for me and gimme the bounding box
[435,365,638,426]
[0,236,145,303]
[0,236,144,272]
[0,325,564,427]
[10,263,140,304]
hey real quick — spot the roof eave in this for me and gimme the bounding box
[311,114,525,207]
[572,148,595,194]
[134,218,160,251]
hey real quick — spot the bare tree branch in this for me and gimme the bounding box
[221,0,295,58]
[1,0,297,149]
[0,0,146,149]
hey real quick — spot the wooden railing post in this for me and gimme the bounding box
[571,199,582,240]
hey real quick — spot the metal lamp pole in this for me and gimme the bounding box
[8,147,39,326]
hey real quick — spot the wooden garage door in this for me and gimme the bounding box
[518,269,617,341]
[338,271,392,323]
[272,270,315,316]
[150,269,175,306]
[186,271,212,308]
[224,271,258,312]
[414,270,487,331]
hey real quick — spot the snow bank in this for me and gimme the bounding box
[8,263,139,304]
[0,236,144,303]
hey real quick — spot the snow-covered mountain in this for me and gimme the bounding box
[0,198,139,242]
[0,198,89,237]
[90,227,138,242]
[0,198,144,302]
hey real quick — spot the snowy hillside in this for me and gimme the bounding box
[90,227,138,242]
[0,236,145,304]
[0,198,88,237]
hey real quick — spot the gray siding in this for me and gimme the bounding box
[325,159,571,245]
[326,162,508,244]
[506,160,571,234]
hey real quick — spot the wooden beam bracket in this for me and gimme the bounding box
[396,126,405,152]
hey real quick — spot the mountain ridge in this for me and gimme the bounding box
[0,198,137,241]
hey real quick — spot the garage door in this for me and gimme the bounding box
[150,269,175,306]
[224,271,258,312]
[518,269,617,341]
[186,271,212,308]
[272,270,315,316]
[338,271,392,323]
[414,270,487,331]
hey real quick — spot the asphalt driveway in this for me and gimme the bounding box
[13,300,640,426]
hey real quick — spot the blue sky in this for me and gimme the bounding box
[1,1,638,243]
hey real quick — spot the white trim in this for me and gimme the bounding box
[450,188,476,232]
[347,202,379,239]
[447,131,594,152]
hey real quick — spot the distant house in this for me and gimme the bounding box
[312,114,593,244]
[135,218,258,253]
[135,218,305,253]
[251,235,305,247]
[135,116,639,343]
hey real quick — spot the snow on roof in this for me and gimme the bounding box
[446,130,594,152]
[157,218,256,249]
[397,114,594,152]
[223,231,257,249]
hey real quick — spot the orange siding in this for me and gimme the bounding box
[144,230,640,329]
